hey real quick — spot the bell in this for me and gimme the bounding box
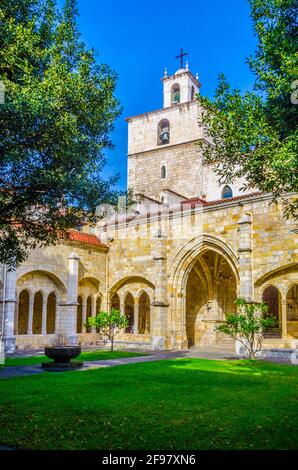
[160,129,169,144]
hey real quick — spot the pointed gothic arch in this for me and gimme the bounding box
[18,290,30,334]
[33,291,43,334]
[222,185,233,199]
[138,291,150,334]
[86,295,92,333]
[46,292,56,334]
[124,292,134,333]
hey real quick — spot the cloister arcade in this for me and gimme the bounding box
[256,264,298,339]
[16,270,65,337]
[109,277,153,336]
[2,250,297,351]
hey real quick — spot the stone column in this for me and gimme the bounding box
[101,292,109,313]
[281,299,287,339]
[62,252,80,345]
[151,233,169,350]
[41,297,47,335]
[175,292,188,350]
[237,213,253,301]
[3,269,17,353]
[28,293,34,335]
[134,302,139,334]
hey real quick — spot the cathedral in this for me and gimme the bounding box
[1,63,297,354]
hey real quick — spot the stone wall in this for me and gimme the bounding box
[1,194,297,352]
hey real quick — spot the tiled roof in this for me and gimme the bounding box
[65,229,108,249]
[182,192,263,208]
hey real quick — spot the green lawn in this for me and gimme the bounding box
[0,358,297,450]
[4,349,145,367]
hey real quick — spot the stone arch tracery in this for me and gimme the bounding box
[169,235,240,348]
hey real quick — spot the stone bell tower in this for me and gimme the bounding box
[162,60,201,108]
[126,52,249,203]
[126,55,204,203]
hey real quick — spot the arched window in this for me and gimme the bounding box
[161,165,166,179]
[96,296,101,315]
[171,84,180,104]
[262,286,281,326]
[18,290,29,334]
[287,285,298,321]
[111,293,120,312]
[138,292,150,334]
[124,293,134,334]
[221,185,233,199]
[86,296,92,333]
[157,119,170,145]
[46,292,56,334]
[33,291,43,334]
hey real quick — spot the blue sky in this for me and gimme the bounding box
[74,0,257,191]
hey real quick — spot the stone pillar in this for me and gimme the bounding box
[237,213,253,301]
[281,299,287,339]
[134,302,139,334]
[175,293,188,350]
[41,298,47,335]
[151,233,169,350]
[119,298,125,336]
[28,293,34,335]
[101,292,109,313]
[3,269,17,353]
[62,252,80,345]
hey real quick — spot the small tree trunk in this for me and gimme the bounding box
[110,335,114,351]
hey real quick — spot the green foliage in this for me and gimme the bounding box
[86,308,128,351]
[218,297,276,358]
[0,0,121,268]
[198,0,298,219]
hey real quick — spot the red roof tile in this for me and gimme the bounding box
[182,192,263,208]
[65,229,108,249]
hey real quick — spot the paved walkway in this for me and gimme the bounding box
[0,349,236,380]
[2,347,293,380]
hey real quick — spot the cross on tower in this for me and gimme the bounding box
[175,48,188,69]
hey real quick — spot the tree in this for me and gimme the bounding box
[198,0,298,219]
[0,0,121,268]
[86,308,128,351]
[218,298,276,358]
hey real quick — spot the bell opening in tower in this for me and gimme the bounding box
[158,119,170,145]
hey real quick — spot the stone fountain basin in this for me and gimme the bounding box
[42,346,83,371]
